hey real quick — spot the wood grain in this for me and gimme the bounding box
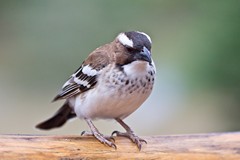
[0,132,240,160]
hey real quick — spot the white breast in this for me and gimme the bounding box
[73,61,156,119]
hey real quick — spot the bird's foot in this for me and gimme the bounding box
[112,130,147,150]
[81,130,116,149]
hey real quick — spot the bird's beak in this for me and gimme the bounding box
[135,46,152,63]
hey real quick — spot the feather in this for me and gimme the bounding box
[53,48,112,102]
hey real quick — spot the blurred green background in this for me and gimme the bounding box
[0,0,239,135]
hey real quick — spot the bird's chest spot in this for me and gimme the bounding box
[103,68,155,98]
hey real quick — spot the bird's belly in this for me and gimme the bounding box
[74,77,154,119]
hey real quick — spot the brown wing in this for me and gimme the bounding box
[53,45,112,101]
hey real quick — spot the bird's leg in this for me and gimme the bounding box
[112,118,147,150]
[83,118,116,149]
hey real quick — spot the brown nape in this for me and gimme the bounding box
[83,48,111,71]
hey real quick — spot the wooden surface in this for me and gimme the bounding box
[0,132,240,160]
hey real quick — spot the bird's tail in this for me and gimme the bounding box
[36,102,76,130]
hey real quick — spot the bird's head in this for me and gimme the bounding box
[116,31,152,65]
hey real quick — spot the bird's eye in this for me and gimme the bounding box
[126,46,139,53]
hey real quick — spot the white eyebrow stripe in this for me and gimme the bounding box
[137,31,152,44]
[117,33,133,47]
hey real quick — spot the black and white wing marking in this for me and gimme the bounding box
[52,64,99,101]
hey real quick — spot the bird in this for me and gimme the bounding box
[36,31,156,150]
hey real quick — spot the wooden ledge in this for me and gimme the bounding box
[0,132,240,160]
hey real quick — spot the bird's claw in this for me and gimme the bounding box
[112,130,147,150]
[81,130,116,149]
[81,130,92,136]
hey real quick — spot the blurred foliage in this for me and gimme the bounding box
[0,0,239,134]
